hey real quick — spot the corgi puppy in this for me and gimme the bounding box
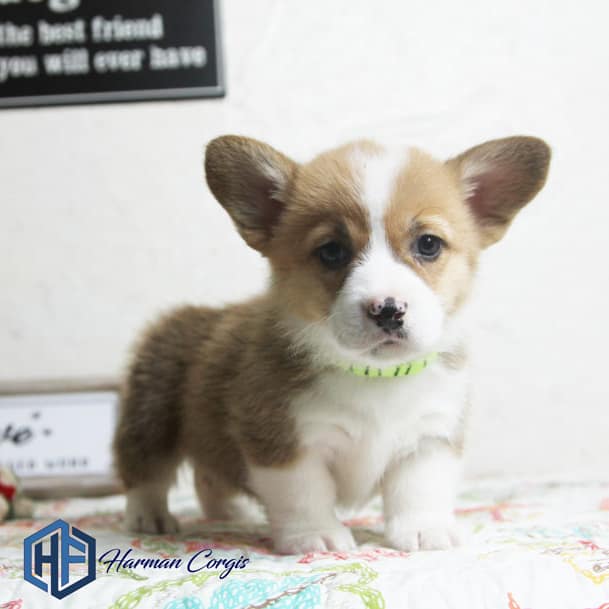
[113,135,550,554]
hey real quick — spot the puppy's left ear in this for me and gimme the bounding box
[447,136,551,247]
[205,135,297,253]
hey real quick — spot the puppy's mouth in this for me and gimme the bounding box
[373,333,406,349]
[367,328,409,355]
[380,337,403,346]
[328,311,413,360]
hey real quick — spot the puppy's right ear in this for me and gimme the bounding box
[205,136,297,252]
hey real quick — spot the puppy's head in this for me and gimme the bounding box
[205,135,550,365]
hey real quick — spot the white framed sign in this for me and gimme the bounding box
[0,390,117,479]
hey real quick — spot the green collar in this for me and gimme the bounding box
[338,352,438,378]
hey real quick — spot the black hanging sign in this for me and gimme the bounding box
[0,0,224,108]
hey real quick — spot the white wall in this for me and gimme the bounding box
[2,0,608,478]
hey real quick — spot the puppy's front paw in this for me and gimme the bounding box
[386,517,460,552]
[125,505,179,535]
[274,525,356,555]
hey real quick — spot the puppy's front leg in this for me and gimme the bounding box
[249,452,355,555]
[383,439,461,552]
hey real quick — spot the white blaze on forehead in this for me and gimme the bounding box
[350,145,411,229]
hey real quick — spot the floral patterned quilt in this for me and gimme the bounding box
[1,477,609,609]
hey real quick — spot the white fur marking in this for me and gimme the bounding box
[383,440,461,551]
[125,482,179,534]
[293,363,468,509]
[249,455,355,554]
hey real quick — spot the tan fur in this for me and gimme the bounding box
[384,148,480,313]
[205,137,297,253]
[446,136,551,246]
[114,298,314,496]
[268,142,372,322]
[114,134,551,530]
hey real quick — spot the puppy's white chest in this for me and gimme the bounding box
[293,365,467,506]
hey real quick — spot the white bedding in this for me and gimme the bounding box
[2,477,609,608]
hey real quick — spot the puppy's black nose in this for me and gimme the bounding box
[367,297,407,332]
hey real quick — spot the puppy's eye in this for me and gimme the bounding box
[316,241,351,270]
[415,234,443,260]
